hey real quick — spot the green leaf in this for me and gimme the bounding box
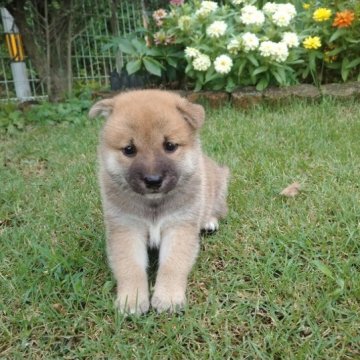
[194,79,203,92]
[143,57,162,77]
[212,81,225,91]
[346,58,360,70]
[170,51,186,58]
[247,54,259,67]
[345,38,360,44]
[225,77,236,93]
[287,59,305,65]
[312,260,334,279]
[329,28,346,43]
[146,47,163,57]
[252,66,268,76]
[185,62,193,74]
[308,52,317,72]
[166,57,178,68]
[117,38,136,55]
[271,69,283,85]
[237,59,247,80]
[131,38,146,53]
[126,59,142,75]
[326,46,344,57]
[341,58,350,81]
[256,77,269,91]
[205,68,218,83]
[302,67,310,79]
[274,67,287,85]
[102,43,115,52]
[325,62,341,70]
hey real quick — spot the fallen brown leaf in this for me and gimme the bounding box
[52,303,66,315]
[280,182,301,197]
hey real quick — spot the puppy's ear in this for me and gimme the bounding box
[177,99,205,130]
[88,98,115,118]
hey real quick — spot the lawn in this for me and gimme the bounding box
[1,98,359,359]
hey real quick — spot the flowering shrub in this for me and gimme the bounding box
[298,0,360,84]
[147,0,303,91]
[111,1,360,91]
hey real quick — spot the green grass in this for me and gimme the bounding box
[1,99,359,359]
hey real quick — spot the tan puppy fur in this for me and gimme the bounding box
[89,90,229,314]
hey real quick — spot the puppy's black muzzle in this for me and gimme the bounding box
[143,175,163,190]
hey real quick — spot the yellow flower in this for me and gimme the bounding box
[303,3,310,10]
[313,8,332,22]
[303,36,321,50]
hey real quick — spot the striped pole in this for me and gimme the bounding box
[1,7,31,101]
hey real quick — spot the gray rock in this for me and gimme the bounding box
[231,87,263,109]
[321,82,360,98]
[287,84,321,99]
[186,91,229,108]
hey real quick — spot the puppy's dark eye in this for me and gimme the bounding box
[122,144,137,157]
[164,141,178,153]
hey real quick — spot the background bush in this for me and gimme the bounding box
[112,0,360,91]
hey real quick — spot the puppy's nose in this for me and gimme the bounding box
[143,175,163,189]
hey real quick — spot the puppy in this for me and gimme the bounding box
[89,90,229,314]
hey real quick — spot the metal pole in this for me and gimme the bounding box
[1,7,31,101]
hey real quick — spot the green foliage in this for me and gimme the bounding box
[106,1,360,91]
[0,98,92,134]
[106,34,186,83]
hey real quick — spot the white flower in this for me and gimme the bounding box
[231,0,245,5]
[227,38,241,54]
[271,9,292,27]
[241,32,259,52]
[214,54,233,74]
[272,42,289,62]
[178,15,192,30]
[242,5,258,14]
[282,4,296,17]
[263,2,278,15]
[206,20,227,38]
[281,32,299,48]
[185,47,201,58]
[196,1,218,16]
[240,5,265,26]
[259,41,289,62]
[193,54,211,71]
[259,41,274,57]
[271,4,296,27]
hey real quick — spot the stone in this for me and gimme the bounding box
[186,91,229,108]
[231,87,263,109]
[287,84,321,100]
[263,87,290,104]
[321,82,360,98]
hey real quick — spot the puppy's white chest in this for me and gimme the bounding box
[148,222,162,248]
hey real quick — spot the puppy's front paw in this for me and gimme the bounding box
[151,286,186,313]
[115,287,149,315]
[202,217,219,233]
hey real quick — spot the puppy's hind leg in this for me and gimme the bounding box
[201,165,230,234]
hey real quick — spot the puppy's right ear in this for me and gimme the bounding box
[88,98,114,118]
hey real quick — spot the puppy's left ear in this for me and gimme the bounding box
[177,98,205,130]
[88,98,115,118]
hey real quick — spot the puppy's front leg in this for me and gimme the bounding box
[107,226,149,314]
[151,224,200,313]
